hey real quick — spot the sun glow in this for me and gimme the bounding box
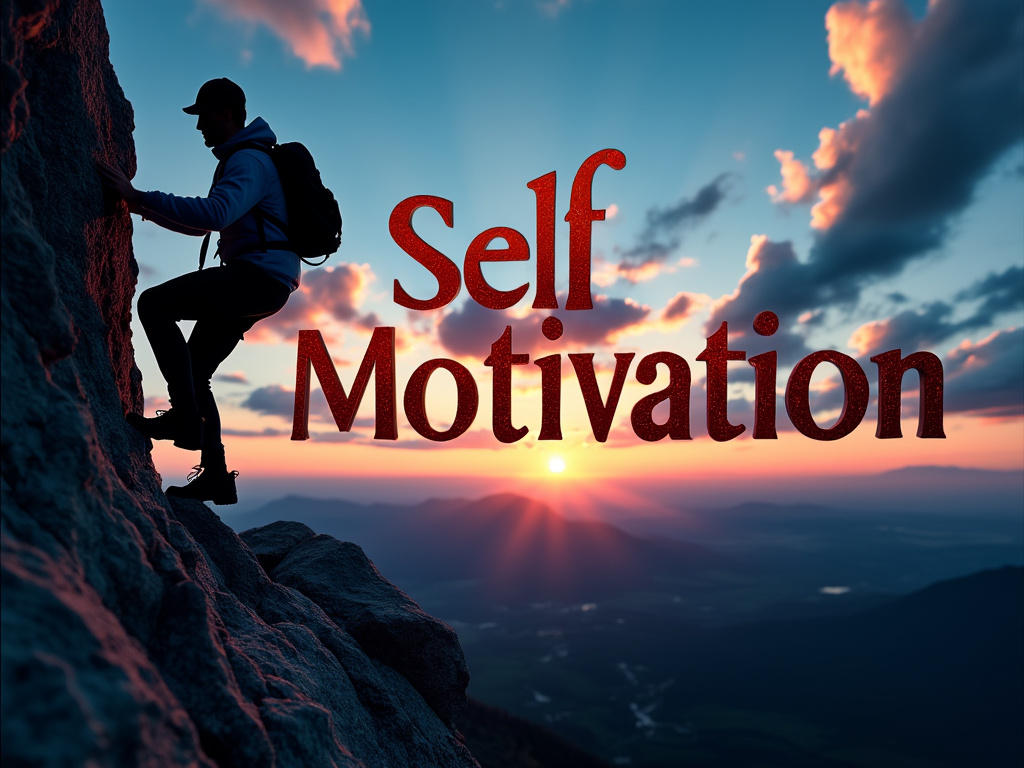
[548,456,566,474]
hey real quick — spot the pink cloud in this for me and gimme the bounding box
[944,327,1024,416]
[248,262,378,343]
[768,112,868,228]
[848,318,891,356]
[766,150,816,204]
[766,0,915,226]
[750,0,1022,328]
[826,0,915,105]
[593,258,666,286]
[436,294,653,359]
[213,370,249,385]
[202,0,370,70]
[660,291,707,326]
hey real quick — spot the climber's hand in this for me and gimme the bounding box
[96,159,140,204]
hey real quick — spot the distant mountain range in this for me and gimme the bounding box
[234,490,1023,614]
[235,493,723,605]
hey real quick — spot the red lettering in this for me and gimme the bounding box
[630,352,692,441]
[786,350,868,441]
[570,352,635,443]
[696,322,746,441]
[564,149,626,310]
[404,358,479,441]
[484,326,530,443]
[292,328,397,441]
[464,227,530,310]
[391,195,461,310]
[871,349,945,438]
[749,310,780,439]
[528,171,557,309]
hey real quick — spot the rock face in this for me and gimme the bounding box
[0,2,478,766]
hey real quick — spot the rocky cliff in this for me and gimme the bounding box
[0,2,478,766]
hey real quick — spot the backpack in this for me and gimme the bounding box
[199,140,342,269]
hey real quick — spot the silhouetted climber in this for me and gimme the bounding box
[98,78,298,505]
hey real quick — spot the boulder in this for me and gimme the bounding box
[273,534,471,725]
[239,520,317,572]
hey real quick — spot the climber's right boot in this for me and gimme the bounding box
[166,466,238,505]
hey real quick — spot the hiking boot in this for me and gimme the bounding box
[125,409,204,451]
[166,466,239,505]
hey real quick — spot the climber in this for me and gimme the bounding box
[97,78,298,506]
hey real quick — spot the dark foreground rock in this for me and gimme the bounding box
[0,1,478,766]
[244,525,471,726]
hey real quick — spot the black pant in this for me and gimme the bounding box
[137,260,291,469]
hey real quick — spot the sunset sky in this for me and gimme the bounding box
[102,0,1024,502]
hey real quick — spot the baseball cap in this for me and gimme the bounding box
[182,78,246,115]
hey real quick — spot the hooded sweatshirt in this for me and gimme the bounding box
[132,117,300,289]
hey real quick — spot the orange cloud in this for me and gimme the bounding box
[766,150,815,204]
[769,111,869,228]
[825,0,914,105]
[768,0,918,227]
[848,319,887,356]
[202,0,370,70]
[810,113,870,229]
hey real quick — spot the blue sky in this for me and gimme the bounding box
[102,0,1023,491]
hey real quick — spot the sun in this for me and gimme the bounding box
[548,456,566,474]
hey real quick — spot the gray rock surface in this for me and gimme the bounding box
[240,520,318,572]
[0,2,478,766]
[270,534,472,726]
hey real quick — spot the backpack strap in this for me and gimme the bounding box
[197,140,280,269]
[198,157,228,270]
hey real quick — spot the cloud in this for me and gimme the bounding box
[943,327,1024,416]
[214,370,249,385]
[371,428,511,451]
[248,262,378,342]
[309,430,363,443]
[848,302,956,355]
[221,427,289,437]
[766,150,816,204]
[813,0,1022,285]
[240,383,379,426]
[201,0,370,70]
[436,294,652,359]
[610,174,729,284]
[733,0,1022,339]
[241,384,305,419]
[705,236,818,364]
[826,0,916,105]
[954,265,1024,326]
[659,291,707,327]
[847,265,1024,354]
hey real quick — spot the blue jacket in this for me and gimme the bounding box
[133,117,300,289]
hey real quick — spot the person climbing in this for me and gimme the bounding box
[97,78,299,505]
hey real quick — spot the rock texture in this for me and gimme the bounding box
[0,1,478,766]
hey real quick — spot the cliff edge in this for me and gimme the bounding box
[0,1,477,766]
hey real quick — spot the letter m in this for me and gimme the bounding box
[291,328,397,440]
